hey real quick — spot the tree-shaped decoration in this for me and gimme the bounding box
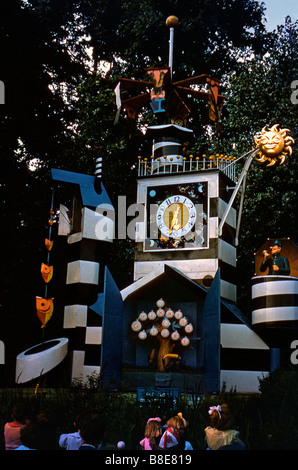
[131,299,193,372]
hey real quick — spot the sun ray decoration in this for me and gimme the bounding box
[254,124,295,166]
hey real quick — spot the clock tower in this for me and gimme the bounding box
[134,123,238,303]
[114,16,237,302]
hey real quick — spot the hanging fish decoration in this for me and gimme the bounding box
[41,264,53,283]
[36,297,54,329]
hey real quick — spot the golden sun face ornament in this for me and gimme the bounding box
[254,124,295,166]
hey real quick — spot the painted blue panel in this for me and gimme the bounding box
[100,267,124,389]
[89,293,104,317]
[221,298,251,326]
[51,168,113,208]
[270,348,281,372]
[203,268,221,393]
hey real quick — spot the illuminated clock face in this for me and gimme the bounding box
[156,195,196,238]
[145,182,208,251]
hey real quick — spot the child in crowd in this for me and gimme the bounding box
[177,412,193,450]
[15,414,56,450]
[204,403,245,450]
[59,413,87,450]
[79,413,115,450]
[4,403,28,450]
[140,417,161,450]
[159,415,186,451]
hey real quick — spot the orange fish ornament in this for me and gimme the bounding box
[41,264,53,283]
[36,297,54,328]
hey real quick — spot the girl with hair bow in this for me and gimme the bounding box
[205,403,245,450]
[208,405,222,417]
[139,417,161,450]
[159,415,184,450]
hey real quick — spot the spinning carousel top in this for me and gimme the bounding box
[114,16,225,131]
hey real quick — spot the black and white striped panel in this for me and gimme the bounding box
[63,239,103,383]
[95,154,102,179]
[153,137,182,158]
[94,154,103,194]
[252,275,298,327]
[214,196,237,301]
[151,138,184,171]
[213,173,237,300]
[220,323,270,393]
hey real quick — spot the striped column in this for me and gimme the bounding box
[151,137,183,172]
[216,179,237,302]
[153,137,182,157]
[94,148,103,194]
[95,154,102,179]
[148,124,193,173]
[63,240,103,383]
[252,275,298,328]
[51,168,115,385]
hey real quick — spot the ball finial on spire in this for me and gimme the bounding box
[166,16,179,28]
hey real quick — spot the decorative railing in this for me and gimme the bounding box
[137,154,238,182]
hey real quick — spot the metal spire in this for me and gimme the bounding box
[166,16,179,81]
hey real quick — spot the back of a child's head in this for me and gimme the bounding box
[21,414,56,450]
[80,413,107,447]
[75,412,88,430]
[12,403,27,423]
[166,415,185,432]
[144,420,160,439]
[209,403,232,430]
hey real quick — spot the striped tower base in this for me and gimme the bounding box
[252,275,298,347]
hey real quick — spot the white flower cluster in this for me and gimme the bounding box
[131,298,193,347]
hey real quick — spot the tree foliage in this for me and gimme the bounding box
[0,0,89,376]
[210,18,298,312]
[74,0,268,77]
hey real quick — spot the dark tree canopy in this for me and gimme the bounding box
[69,0,268,76]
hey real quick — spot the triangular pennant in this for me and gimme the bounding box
[206,77,219,104]
[45,239,53,251]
